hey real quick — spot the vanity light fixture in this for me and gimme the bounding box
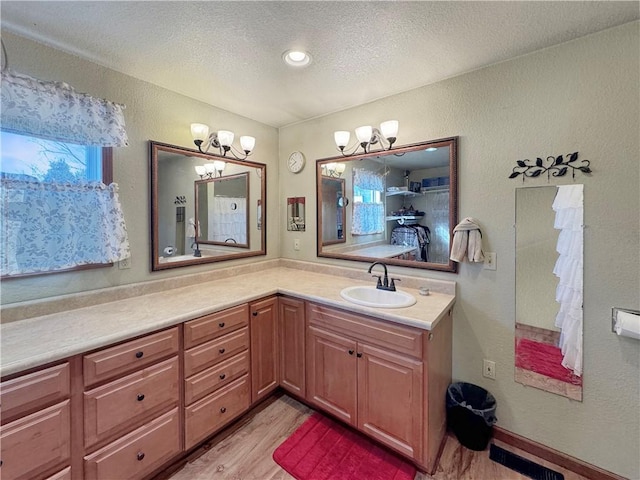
[334,120,399,156]
[191,123,255,160]
[426,147,438,152]
[323,162,346,178]
[194,160,226,179]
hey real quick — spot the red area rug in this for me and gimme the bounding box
[273,412,416,480]
[515,338,582,386]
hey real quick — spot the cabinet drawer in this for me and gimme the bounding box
[184,327,249,377]
[185,374,250,450]
[84,327,179,387]
[84,408,181,480]
[45,466,71,480]
[185,351,249,405]
[84,357,179,448]
[184,304,249,349]
[0,400,70,480]
[1,363,70,423]
[307,303,423,358]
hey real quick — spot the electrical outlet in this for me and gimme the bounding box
[484,252,497,270]
[483,359,496,379]
[293,239,301,251]
[118,257,131,270]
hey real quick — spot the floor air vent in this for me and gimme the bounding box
[489,444,565,480]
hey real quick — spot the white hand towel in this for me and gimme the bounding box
[450,217,484,263]
[186,218,197,237]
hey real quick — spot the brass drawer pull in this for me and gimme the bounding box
[356,353,363,358]
[137,452,145,461]
[252,311,258,316]
[220,407,227,413]
[219,348,225,354]
[137,393,145,402]
[219,322,225,328]
[135,351,144,359]
[219,373,226,380]
[348,349,354,355]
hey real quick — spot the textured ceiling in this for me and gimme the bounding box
[1,1,638,127]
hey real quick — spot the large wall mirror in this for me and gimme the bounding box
[150,141,266,271]
[515,185,583,401]
[316,137,458,272]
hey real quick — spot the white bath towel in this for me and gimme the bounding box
[450,217,485,263]
[186,218,198,238]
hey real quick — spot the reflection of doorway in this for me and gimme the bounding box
[175,206,185,255]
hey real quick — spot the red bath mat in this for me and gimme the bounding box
[273,412,416,480]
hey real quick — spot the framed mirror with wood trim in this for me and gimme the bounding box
[316,137,458,272]
[150,141,266,271]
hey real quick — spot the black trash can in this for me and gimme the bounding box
[446,382,497,451]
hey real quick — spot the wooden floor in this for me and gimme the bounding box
[156,393,589,480]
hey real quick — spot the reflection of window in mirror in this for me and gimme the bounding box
[352,169,384,235]
[287,197,305,231]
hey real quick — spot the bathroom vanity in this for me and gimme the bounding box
[0,264,455,479]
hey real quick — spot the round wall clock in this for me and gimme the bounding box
[287,151,306,174]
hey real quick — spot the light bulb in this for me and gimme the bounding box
[195,166,206,176]
[204,163,216,174]
[213,160,226,172]
[355,126,373,144]
[240,136,256,153]
[217,130,234,147]
[334,131,350,148]
[191,123,209,142]
[380,120,399,140]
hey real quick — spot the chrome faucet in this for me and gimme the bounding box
[191,241,202,257]
[367,261,398,291]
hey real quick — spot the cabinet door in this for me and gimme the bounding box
[278,297,305,398]
[357,343,423,460]
[250,297,279,403]
[306,325,357,425]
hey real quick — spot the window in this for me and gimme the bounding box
[1,131,111,183]
[0,131,123,278]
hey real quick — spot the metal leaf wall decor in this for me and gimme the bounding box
[509,152,592,181]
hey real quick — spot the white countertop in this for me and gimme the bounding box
[0,266,455,378]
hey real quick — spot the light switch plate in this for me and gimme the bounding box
[484,252,497,270]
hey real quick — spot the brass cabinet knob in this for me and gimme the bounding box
[135,351,144,359]
[219,373,226,380]
[219,322,225,328]
[220,407,227,413]
[137,452,145,461]
[219,348,225,354]
[137,393,145,402]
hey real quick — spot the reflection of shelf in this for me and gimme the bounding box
[386,186,449,197]
[385,215,423,221]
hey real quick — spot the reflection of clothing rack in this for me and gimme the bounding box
[390,225,431,261]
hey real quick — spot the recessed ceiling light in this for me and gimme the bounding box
[426,147,438,152]
[283,50,312,68]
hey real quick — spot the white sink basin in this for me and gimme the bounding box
[340,286,417,309]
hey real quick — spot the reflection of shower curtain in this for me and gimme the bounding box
[552,185,583,376]
[209,197,247,244]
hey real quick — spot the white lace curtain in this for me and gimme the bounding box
[1,69,128,147]
[352,169,384,236]
[1,179,130,276]
[552,184,584,376]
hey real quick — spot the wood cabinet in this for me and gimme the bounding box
[81,327,181,479]
[306,302,450,473]
[0,363,72,480]
[249,296,279,403]
[278,296,306,398]
[183,305,251,450]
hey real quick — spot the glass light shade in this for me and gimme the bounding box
[217,130,234,147]
[204,163,216,174]
[334,131,350,148]
[191,123,210,142]
[326,162,337,173]
[213,160,226,172]
[240,136,256,152]
[380,120,399,139]
[355,126,373,144]
[195,165,206,176]
[335,162,346,174]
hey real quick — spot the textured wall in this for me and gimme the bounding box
[0,32,280,304]
[279,23,639,478]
